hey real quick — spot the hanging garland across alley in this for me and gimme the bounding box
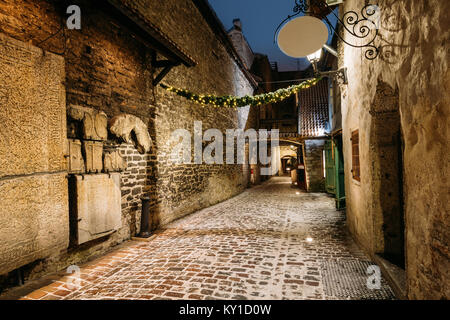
[159,77,321,108]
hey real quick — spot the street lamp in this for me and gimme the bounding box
[307,48,322,74]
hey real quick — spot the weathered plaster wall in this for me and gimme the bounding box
[340,0,449,299]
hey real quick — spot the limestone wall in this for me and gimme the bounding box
[0,0,254,281]
[340,0,449,299]
[0,33,68,275]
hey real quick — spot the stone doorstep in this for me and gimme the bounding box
[373,254,407,300]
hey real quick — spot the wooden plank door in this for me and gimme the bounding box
[324,140,336,194]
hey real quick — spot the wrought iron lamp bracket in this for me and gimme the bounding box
[334,67,348,85]
[316,67,348,85]
[275,0,381,60]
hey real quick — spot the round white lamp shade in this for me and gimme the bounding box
[277,16,329,58]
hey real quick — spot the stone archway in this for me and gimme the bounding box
[370,79,405,269]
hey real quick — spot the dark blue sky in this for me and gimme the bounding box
[208,0,337,72]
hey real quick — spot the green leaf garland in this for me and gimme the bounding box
[160,77,321,108]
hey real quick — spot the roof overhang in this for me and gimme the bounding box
[104,0,197,67]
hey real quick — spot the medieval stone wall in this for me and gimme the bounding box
[124,0,255,225]
[0,33,68,276]
[340,0,449,299]
[0,0,254,281]
[304,140,326,192]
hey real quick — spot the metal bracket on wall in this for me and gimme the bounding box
[275,0,381,60]
[318,67,348,85]
[334,67,348,85]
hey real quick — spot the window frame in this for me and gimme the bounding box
[351,130,361,182]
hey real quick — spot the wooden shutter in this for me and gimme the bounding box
[351,130,360,181]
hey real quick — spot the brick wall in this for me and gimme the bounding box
[125,0,255,224]
[0,0,255,281]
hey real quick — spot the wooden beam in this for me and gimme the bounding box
[153,65,174,86]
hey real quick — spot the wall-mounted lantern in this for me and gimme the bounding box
[307,48,323,73]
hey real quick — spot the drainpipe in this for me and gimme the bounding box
[137,197,152,238]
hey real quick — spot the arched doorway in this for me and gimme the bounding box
[370,80,405,269]
[281,155,296,176]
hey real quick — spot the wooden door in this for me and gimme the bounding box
[334,135,346,209]
[325,140,336,194]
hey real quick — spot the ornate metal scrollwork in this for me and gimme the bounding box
[275,0,380,60]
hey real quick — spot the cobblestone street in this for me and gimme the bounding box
[20,177,394,300]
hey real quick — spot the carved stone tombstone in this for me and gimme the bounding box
[68,139,85,173]
[83,140,103,173]
[73,173,122,245]
[0,34,68,275]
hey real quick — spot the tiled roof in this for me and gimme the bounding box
[298,78,329,137]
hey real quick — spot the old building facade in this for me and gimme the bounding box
[0,0,257,284]
[338,0,449,299]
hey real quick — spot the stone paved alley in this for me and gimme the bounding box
[17,177,394,300]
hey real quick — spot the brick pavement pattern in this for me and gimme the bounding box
[21,177,395,300]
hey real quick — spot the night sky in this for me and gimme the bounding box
[208,0,337,72]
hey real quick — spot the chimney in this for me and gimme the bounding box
[233,18,242,31]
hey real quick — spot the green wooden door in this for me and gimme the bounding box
[325,140,336,194]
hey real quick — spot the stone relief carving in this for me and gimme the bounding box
[83,140,103,173]
[109,114,152,154]
[73,173,122,245]
[67,108,151,176]
[0,33,68,275]
[68,139,85,173]
[103,150,127,173]
[68,105,108,141]
[67,107,133,246]
[370,79,399,116]
[67,108,149,173]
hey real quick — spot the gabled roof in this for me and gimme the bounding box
[298,78,329,137]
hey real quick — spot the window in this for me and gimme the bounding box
[322,149,326,178]
[351,130,360,181]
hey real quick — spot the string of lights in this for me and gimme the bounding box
[159,77,321,108]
